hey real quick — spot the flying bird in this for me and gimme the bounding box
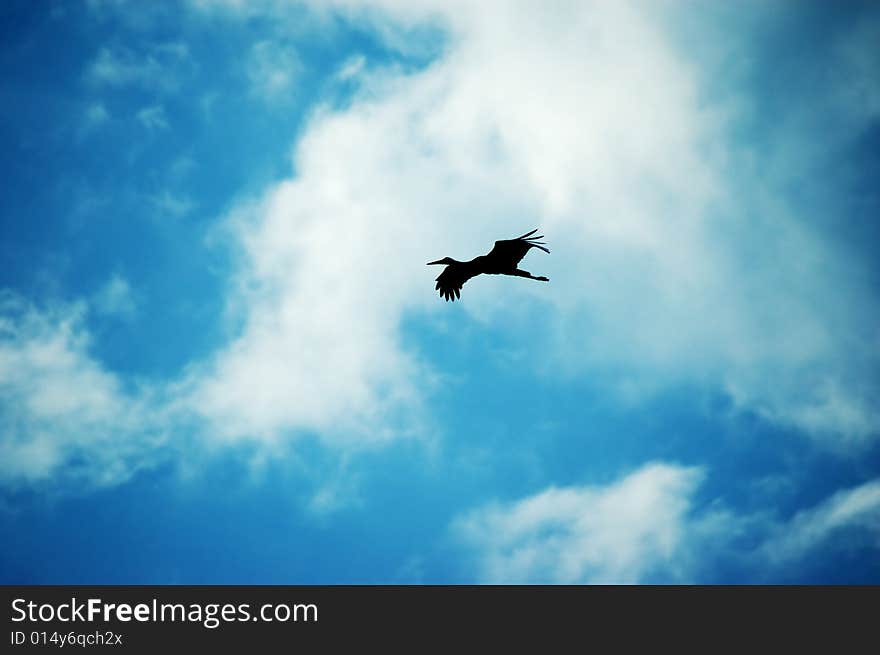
[427,229,550,301]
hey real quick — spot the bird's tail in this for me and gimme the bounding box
[515,228,550,254]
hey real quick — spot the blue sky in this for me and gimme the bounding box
[1,0,879,584]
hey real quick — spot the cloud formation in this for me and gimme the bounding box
[454,463,706,583]
[86,42,191,92]
[0,294,166,490]
[761,480,880,566]
[136,104,169,130]
[92,274,137,320]
[453,462,880,583]
[246,40,301,102]
[5,1,878,496]
[186,0,879,448]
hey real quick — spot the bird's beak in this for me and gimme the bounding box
[426,259,444,265]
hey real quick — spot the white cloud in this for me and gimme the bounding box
[453,463,706,583]
[0,293,167,489]
[336,54,366,80]
[761,480,880,565]
[88,47,163,87]
[453,462,880,583]
[5,1,878,503]
[247,40,300,101]
[185,176,428,443]
[93,274,137,320]
[182,1,879,448]
[136,104,169,130]
[86,42,190,91]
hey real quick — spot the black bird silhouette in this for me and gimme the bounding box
[427,229,550,301]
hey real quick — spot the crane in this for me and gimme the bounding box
[427,229,550,301]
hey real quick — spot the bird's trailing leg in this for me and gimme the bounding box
[513,269,549,282]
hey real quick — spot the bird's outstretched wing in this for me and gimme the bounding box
[485,228,550,265]
[434,264,479,302]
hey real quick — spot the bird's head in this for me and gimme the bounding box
[427,257,456,266]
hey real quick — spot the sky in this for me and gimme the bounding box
[1,0,879,584]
